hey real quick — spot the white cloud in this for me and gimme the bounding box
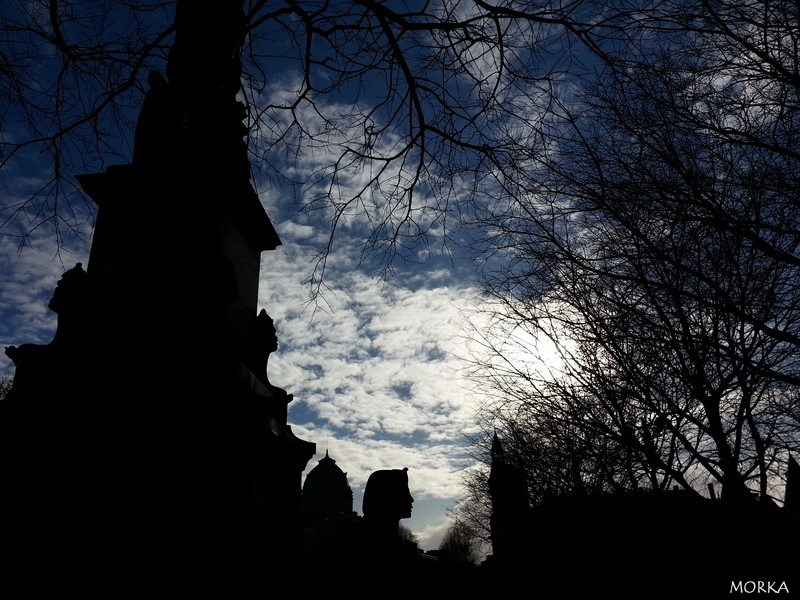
[0,78,488,545]
[0,210,485,542]
[414,514,453,551]
[259,220,482,514]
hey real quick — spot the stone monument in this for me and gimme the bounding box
[2,0,314,588]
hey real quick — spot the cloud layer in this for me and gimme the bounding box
[0,208,483,550]
[259,216,483,548]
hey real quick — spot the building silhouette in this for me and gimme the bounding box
[300,450,359,552]
[487,433,533,565]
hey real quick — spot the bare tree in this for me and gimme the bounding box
[0,373,12,401]
[397,523,418,546]
[13,1,729,291]
[471,0,800,505]
[2,0,588,271]
[451,465,493,548]
[438,520,479,565]
[1,1,175,246]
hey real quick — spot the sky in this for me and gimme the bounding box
[0,0,560,552]
[0,2,495,552]
[253,199,488,549]
[0,103,492,553]
[0,200,490,551]
[5,0,798,560]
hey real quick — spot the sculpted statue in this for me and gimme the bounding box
[362,468,415,528]
[132,70,176,167]
[4,263,93,402]
[245,309,289,397]
[358,468,418,572]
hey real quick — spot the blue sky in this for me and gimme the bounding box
[0,175,488,552]
[254,200,487,548]
[7,0,798,554]
[0,55,493,552]
[0,0,589,551]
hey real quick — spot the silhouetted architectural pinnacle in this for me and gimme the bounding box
[487,434,532,563]
[491,431,505,462]
[303,450,355,519]
[786,455,800,509]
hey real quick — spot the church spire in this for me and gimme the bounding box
[785,454,799,509]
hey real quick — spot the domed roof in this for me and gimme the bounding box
[303,450,350,495]
[302,451,354,519]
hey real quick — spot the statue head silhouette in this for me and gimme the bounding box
[48,263,89,314]
[362,468,414,523]
[245,309,281,388]
[254,309,279,354]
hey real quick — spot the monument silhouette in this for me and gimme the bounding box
[2,0,314,590]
